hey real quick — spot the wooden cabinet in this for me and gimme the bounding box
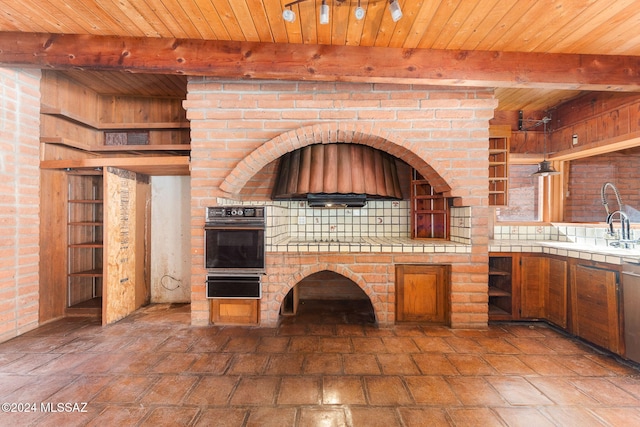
[410,170,450,239]
[488,126,510,206]
[570,263,622,355]
[396,264,450,324]
[210,299,259,325]
[545,257,568,328]
[489,253,624,356]
[67,171,104,316]
[520,255,568,328]
[488,254,518,320]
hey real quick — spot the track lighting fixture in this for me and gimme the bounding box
[388,0,403,22]
[320,0,329,25]
[354,0,365,20]
[282,0,403,24]
[283,6,295,23]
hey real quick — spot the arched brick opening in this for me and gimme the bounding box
[268,262,388,326]
[280,270,376,324]
[220,122,454,198]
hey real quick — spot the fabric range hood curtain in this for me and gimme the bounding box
[271,143,403,207]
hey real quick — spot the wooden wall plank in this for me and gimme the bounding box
[38,170,68,322]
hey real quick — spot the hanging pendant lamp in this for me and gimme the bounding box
[523,116,560,177]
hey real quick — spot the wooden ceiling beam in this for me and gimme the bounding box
[1,32,639,91]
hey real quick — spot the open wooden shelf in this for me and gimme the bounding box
[41,105,189,130]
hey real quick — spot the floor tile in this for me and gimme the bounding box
[277,376,321,405]
[446,407,505,427]
[405,375,459,405]
[138,406,199,426]
[322,376,367,404]
[297,407,347,427]
[350,407,402,427]
[193,408,248,427]
[229,376,279,405]
[343,353,381,375]
[1,302,640,427]
[365,376,413,405]
[446,377,506,406]
[397,407,451,427]
[493,407,556,427]
[303,352,343,374]
[486,376,554,406]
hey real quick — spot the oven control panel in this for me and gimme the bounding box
[206,206,265,222]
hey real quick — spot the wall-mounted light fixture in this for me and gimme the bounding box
[283,0,402,24]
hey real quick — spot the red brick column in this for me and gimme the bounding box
[0,68,41,343]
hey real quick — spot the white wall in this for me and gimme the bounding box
[151,176,191,302]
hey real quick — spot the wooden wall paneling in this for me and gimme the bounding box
[40,115,102,148]
[41,70,100,124]
[39,169,68,322]
[98,95,188,125]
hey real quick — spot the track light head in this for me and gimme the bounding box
[389,0,403,22]
[320,0,329,25]
[282,7,295,23]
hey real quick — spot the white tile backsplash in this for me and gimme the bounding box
[216,198,473,245]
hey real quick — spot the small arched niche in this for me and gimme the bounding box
[280,270,376,325]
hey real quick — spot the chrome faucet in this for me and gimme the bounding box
[606,210,632,247]
[601,182,635,248]
[601,182,623,216]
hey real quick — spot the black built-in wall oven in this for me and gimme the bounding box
[204,206,265,299]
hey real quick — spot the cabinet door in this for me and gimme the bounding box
[571,264,621,354]
[545,258,568,328]
[396,265,449,324]
[520,256,545,319]
[520,255,568,327]
[210,299,259,325]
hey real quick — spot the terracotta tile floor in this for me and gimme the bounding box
[2,301,640,426]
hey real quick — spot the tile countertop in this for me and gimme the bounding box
[267,236,472,253]
[489,240,640,265]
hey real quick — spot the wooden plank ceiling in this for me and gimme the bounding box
[1,0,639,111]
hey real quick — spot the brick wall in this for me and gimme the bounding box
[184,79,498,328]
[565,151,640,222]
[0,68,41,343]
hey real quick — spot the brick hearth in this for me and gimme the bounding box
[184,79,498,328]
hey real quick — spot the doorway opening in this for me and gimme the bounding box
[279,270,376,325]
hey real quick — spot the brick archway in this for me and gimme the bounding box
[266,262,392,325]
[220,122,452,197]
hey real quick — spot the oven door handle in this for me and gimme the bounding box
[204,225,265,230]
